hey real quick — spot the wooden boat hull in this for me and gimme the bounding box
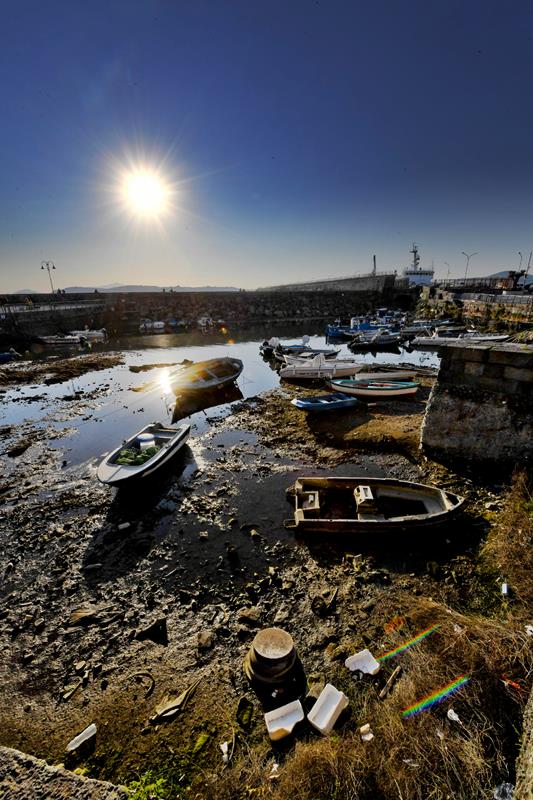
[97,423,190,486]
[328,379,419,398]
[287,476,465,533]
[291,392,359,411]
[169,358,243,394]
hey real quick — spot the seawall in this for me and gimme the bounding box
[421,342,533,467]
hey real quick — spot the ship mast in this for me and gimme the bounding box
[410,243,420,273]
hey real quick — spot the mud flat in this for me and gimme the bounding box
[0,359,531,800]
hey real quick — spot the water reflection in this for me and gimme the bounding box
[171,382,243,423]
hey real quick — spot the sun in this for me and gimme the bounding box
[122,168,171,219]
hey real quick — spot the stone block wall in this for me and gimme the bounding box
[421,342,533,466]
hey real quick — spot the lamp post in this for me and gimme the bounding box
[518,251,523,270]
[461,251,478,285]
[41,260,56,293]
[444,262,451,281]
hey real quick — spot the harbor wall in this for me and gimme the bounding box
[0,288,416,340]
[421,342,533,466]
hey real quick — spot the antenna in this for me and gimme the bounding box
[372,254,376,276]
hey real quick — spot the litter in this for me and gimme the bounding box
[359,723,374,742]
[403,759,419,768]
[447,708,463,725]
[378,665,402,700]
[345,649,381,675]
[526,624,533,636]
[493,783,514,800]
[268,763,281,780]
[220,741,229,764]
[501,583,509,596]
[66,723,97,752]
[307,683,349,735]
[264,699,304,740]
[149,677,202,723]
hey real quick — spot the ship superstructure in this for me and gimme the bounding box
[403,243,434,286]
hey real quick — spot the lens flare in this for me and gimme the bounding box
[401,675,470,718]
[158,368,172,395]
[378,625,440,662]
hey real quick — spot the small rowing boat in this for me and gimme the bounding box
[328,379,419,398]
[286,476,465,533]
[279,354,361,380]
[169,357,243,395]
[281,349,340,364]
[291,392,359,412]
[97,423,190,486]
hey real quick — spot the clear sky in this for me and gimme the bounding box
[1,0,533,292]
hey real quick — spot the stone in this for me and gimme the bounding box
[237,606,261,627]
[197,630,214,651]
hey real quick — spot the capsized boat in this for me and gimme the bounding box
[328,379,419,398]
[290,392,359,412]
[97,423,191,486]
[169,357,243,394]
[286,476,465,533]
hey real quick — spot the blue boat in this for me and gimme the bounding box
[290,392,359,412]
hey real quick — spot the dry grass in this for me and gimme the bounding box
[481,471,533,613]
[198,598,531,800]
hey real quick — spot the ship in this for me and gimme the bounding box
[403,243,434,286]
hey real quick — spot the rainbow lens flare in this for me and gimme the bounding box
[402,675,470,718]
[378,625,440,662]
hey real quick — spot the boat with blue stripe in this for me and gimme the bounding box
[291,392,360,411]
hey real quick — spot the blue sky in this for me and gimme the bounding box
[1,0,532,291]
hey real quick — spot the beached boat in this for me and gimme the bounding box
[279,354,362,380]
[38,334,88,347]
[97,423,191,486]
[286,476,465,533]
[291,392,359,412]
[169,357,243,394]
[328,379,419,398]
[0,348,21,363]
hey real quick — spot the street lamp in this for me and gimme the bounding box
[461,251,478,285]
[518,251,523,270]
[41,260,56,293]
[444,262,451,281]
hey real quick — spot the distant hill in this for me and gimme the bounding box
[14,289,38,294]
[63,284,241,293]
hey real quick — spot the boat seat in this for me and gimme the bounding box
[354,485,377,510]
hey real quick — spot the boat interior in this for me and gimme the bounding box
[298,482,448,521]
[109,426,176,464]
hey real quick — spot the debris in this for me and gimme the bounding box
[525,625,533,636]
[378,666,402,700]
[149,677,202,723]
[236,696,254,730]
[117,522,131,531]
[307,683,349,735]
[493,783,514,800]
[128,671,156,698]
[359,723,374,742]
[264,699,304,741]
[311,588,338,618]
[68,605,110,626]
[61,682,83,701]
[403,758,419,768]
[501,583,509,596]
[199,531,209,541]
[66,723,97,753]
[345,649,381,675]
[237,606,261,627]
[136,617,168,646]
[268,762,281,781]
[447,708,463,725]
[220,741,229,764]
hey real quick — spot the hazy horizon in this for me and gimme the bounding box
[1,1,533,294]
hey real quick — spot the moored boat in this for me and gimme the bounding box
[290,392,359,412]
[169,357,243,394]
[281,349,340,363]
[69,328,108,342]
[279,354,362,380]
[97,423,191,486]
[286,476,465,533]
[328,379,419,398]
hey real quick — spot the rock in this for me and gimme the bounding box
[197,630,214,651]
[199,531,209,541]
[237,607,261,627]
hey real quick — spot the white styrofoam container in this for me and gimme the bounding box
[345,648,381,675]
[307,683,349,735]
[264,700,304,741]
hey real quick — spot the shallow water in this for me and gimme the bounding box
[2,324,439,465]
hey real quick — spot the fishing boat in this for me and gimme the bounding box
[97,423,191,486]
[279,354,362,380]
[412,330,509,347]
[0,348,21,363]
[69,328,108,342]
[37,334,88,347]
[169,357,243,394]
[280,348,340,363]
[328,379,419,398]
[349,330,401,346]
[291,392,360,412]
[286,476,465,533]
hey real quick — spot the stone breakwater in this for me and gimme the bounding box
[1,288,416,339]
[421,342,533,467]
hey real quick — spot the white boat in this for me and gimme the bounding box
[281,349,340,364]
[69,328,107,342]
[169,357,243,394]
[38,334,87,347]
[97,423,190,486]
[279,354,362,380]
[413,331,509,347]
[328,379,419,398]
[286,476,465,533]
